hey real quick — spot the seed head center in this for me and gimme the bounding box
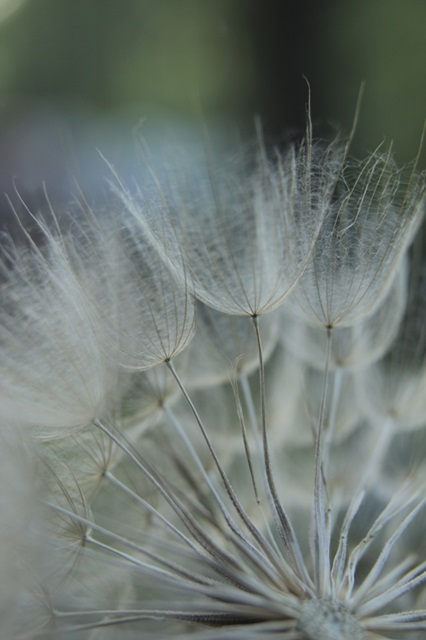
[297,598,366,640]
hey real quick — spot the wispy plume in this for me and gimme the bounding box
[1,120,426,640]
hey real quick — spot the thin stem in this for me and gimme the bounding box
[165,359,304,593]
[231,377,260,503]
[47,501,207,587]
[358,415,396,491]
[312,325,332,596]
[240,372,261,443]
[233,377,284,561]
[163,402,235,522]
[353,497,426,609]
[322,366,343,473]
[331,490,365,598]
[341,487,420,602]
[252,315,313,591]
[92,419,260,582]
[105,470,200,553]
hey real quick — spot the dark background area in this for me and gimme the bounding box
[0,0,424,217]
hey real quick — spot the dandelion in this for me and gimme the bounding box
[43,382,426,640]
[2,122,426,640]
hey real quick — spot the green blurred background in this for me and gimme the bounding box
[0,0,424,200]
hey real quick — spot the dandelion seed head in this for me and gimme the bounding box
[2,120,426,640]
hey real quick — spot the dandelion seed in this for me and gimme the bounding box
[0,216,119,437]
[281,257,408,372]
[118,128,327,319]
[283,146,424,330]
[102,218,195,370]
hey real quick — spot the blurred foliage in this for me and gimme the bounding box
[0,0,424,162]
[0,0,255,116]
[315,0,426,164]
